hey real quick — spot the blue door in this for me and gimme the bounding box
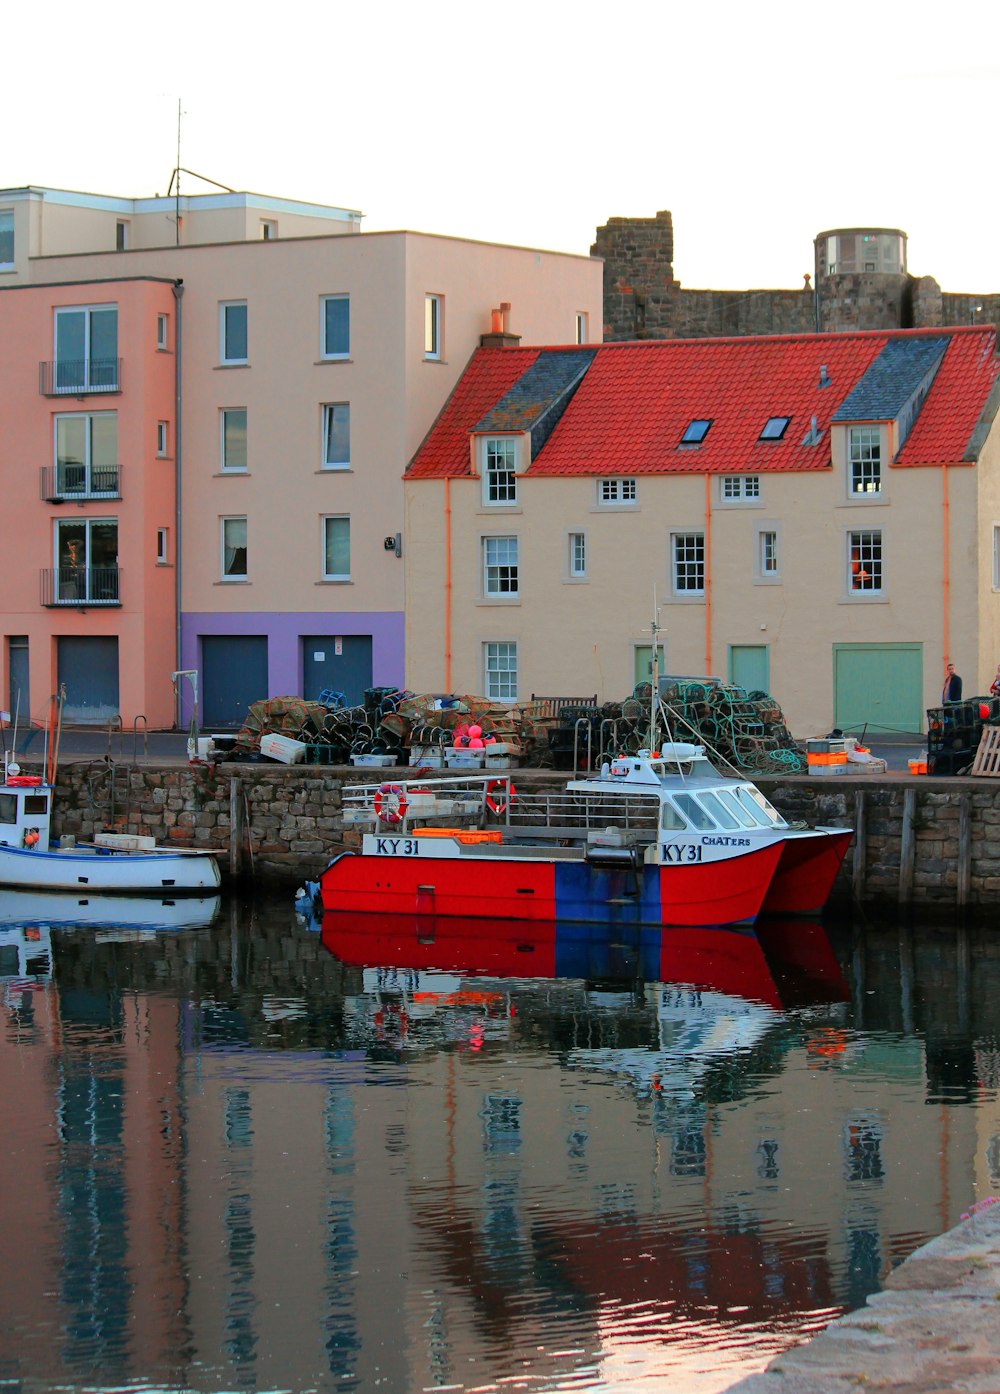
[202,636,268,728]
[57,636,119,723]
[302,635,373,707]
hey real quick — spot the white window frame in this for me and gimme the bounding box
[482,437,518,507]
[424,294,443,359]
[53,411,118,498]
[671,532,705,597]
[156,313,169,351]
[597,477,637,507]
[54,517,119,604]
[322,515,351,582]
[322,403,350,470]
[221,516,248,581]
[483,535,519,599]
[53,304,119,393]
[0,209,13,270]
[220,301,248,366]
[720,474,760,503]
[848,426,882,496]
[847,528,884,597]
[220,408,248,473]
[260,219,278,240]
[754,523,781,584]
[568,530,587,580]
[156,421,169,457]
[575,312,588,345]
[156,528,169,565]
[484,641,518,702]
[321,294,350,360]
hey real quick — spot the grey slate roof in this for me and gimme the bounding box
[473,349,596,439]
[831,336,949,423]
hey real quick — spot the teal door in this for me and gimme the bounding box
[729,645,769,694]
[634,645,666,689]
[833,643,924,734]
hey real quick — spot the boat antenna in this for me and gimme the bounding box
[649,593,661,754]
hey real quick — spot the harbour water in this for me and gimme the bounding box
[1,894,998,1394]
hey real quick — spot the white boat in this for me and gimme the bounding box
[0,761,221,895]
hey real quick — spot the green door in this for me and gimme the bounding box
[833,643,924,734]
[729,644,769,693]
[634,645,665,689]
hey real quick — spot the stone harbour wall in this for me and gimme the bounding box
[39,758,1000,907]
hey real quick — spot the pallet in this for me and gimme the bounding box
[971,725,1000,776]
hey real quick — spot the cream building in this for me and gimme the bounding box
[404,328,1000,736]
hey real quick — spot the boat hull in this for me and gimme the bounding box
[319,840,784,929]
[0,843,221,895]
[760,829,853,915]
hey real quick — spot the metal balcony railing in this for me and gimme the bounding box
[38,358,122,395]
[40,565,122,606]
[40,464,122,502]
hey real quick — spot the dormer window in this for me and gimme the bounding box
[681,419,712,445]
[482,437,518,506]
[759,416,790,441]
[849,426,882,495]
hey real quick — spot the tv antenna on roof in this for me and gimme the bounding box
[164,99,235,245]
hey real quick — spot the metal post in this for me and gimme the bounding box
[898,786,917,904]
[229,776,243,879]
[852,790,867,902]
[957,793,971,909]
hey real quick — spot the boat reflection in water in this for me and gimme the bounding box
[0,886,222,936]
[320,909,850,1045]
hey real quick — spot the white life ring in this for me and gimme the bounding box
[485,780,516,817]
[373,782,408,825]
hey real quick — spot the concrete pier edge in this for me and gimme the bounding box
[724,1203,1000,1393]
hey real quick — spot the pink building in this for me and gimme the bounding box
[1,185,601,729]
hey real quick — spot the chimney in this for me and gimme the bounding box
[481,301,521,348]
[819,363,830,388]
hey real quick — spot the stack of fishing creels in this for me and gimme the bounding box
[655,680,806,775]
[927,696,1000,775]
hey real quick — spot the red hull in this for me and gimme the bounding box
[761,830,853,915]
[319,840,785,929]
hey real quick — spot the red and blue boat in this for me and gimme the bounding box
[318,742,852,930]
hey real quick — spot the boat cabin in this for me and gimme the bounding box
[0,774,52,852]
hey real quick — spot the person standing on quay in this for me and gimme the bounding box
[943,663,963,703]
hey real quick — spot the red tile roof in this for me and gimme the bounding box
[405,328,999,479]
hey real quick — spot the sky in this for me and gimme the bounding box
[7,0,1000,293]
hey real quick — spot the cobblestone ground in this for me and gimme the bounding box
[726,1205,1000,1393]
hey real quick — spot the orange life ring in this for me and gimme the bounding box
[373,782,408,824]
[485,779,516,816]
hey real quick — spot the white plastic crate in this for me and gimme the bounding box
[350,753,397,768]
[260,733,307,764]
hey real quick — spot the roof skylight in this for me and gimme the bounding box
[681,419,712,445]
[760,416,791,441]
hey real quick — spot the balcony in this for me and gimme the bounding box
[41,566,122,607]
[38,358,122,396]
[41,464,122,503]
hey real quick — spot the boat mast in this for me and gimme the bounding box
[649,595,661,754]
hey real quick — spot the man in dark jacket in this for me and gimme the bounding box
[943,663,963,703]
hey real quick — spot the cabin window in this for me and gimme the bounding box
[674,793,718,830]
[697,790,739,829]
[716,788,756,828]
[661,802,687,830]
[24,795,48,815]
[0,794,17,824]
[735,786,780,826]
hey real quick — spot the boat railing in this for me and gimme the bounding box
[509,787,660,834]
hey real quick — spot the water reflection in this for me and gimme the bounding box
[0,898,998,1394]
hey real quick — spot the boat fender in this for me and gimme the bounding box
[22,828,40,849]
[373,783,408,825]
[485,780,517,817]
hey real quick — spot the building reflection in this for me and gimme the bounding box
[0,905,998,1392]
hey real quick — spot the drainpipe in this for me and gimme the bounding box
[172,280,184,728]
[942,464,950,671]
[444,477,452,690]
[704,473,712,677]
